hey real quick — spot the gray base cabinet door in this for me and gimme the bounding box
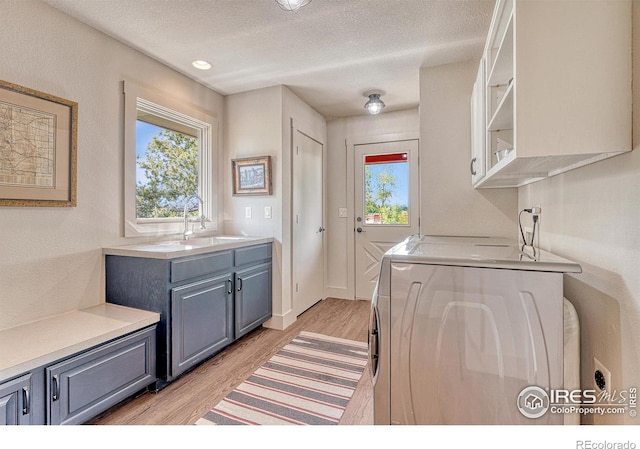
[235,262,272,339]
[171,274,234,377]
[0,374,32,425]
[46,326,156,425]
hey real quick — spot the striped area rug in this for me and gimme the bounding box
[195,331,369,425]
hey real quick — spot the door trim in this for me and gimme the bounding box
[345,132,420,300]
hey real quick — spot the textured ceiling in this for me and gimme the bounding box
[43,0,495,118]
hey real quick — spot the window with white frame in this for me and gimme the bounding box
[123,81,218,237]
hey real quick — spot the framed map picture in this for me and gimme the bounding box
[232,156,272,195]
[0,80,77,207]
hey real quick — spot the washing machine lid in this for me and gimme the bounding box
[385,235,582,273]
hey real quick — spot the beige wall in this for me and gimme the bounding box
[282,87,327,325]
[515,3,640,425]
[223,86,285,325]
[223,86,283,239]
[419,60,518,238]
[0,1,224,330]
[224,86,326,329]
[326,59,520,300]
[326,109,420,299]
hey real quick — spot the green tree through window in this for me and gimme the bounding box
[136,126,198,219]
[364,160,409,225]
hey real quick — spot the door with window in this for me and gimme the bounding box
[354,140,419,300]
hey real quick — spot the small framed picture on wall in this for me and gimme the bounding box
[232,156,272,195]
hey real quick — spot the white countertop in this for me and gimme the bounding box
[0,303,160,382]
[102,235,274,259]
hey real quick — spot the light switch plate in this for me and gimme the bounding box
[264,206,272,219]
[338,208,348,218]
[245,206,252,219]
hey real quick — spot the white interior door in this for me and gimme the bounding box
[354,139,419,299]
[293,130,325,316]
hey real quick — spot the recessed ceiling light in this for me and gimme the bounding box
[192,60,212,70]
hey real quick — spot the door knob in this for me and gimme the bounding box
[356,227,365,233]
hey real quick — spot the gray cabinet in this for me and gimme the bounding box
[171,274,233,377]
[106,243,272,388]
[0,326,155,426]
[235,263,272,339]
[0,374,32,425]
[43,326,155,425]
[46,326,156,425]
[234,243,273,339]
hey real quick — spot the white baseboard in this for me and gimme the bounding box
[262,308,297,331]
[325,287,353,300]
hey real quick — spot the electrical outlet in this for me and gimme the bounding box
[594,357,612,396]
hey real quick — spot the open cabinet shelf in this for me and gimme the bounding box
[471,0,631,189]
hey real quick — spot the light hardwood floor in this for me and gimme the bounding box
[88,297,373,425]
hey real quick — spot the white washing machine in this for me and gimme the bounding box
[369,235,582,425]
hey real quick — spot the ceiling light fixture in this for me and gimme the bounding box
[364,93,385,115]
[275,0,312,11]
[192,60,212,70]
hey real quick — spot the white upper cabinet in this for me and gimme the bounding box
[473,0,632,188]
[470,57,486,185]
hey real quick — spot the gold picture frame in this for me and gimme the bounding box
[0,80,78,207]
[232,156,272,196]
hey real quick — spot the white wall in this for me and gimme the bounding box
[224,86,326,330]
[419,60,517,238]
[0,1,224,330]
[516,4,640,425]
[325,70,517,301]
[223,86,284,325]
[282,87,327,325]
[325,109,420,299]
[223,86,283,239]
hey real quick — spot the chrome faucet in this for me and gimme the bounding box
[183,194,205,240]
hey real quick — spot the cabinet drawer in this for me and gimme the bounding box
[47,326,156,425]
[234,244,272,267]
[171,251,233,283]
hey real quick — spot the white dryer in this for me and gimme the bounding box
[369,235,582,425]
